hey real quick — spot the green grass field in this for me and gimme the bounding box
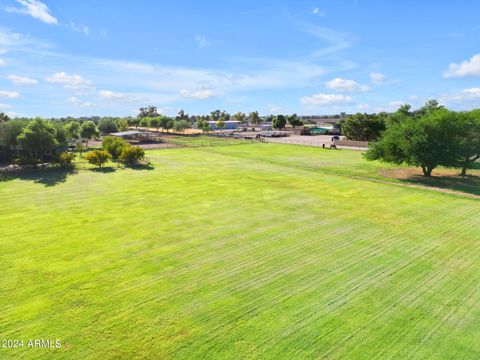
[161,134,255,147]
[1,143,479,359]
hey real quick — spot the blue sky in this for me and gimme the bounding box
[1,0,480,117]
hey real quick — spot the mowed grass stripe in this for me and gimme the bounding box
[172,197,476,354]
[319,236,480,360]
[0,144,479,359]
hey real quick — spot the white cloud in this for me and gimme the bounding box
[444,54,480,78]
[68,22,90,36]
[357,103,369,110]
[179,88,216,99]
[0,25,360,115]
[65,96,94,108]
[98,90,139,102]
[157,107,173,115]
[388,100,405,108]
[0,31,22,47]
[370,72,386,84]
[0,103,13,109]
[441,88,480,105]
[45,72,93,90]
[5,0,58,25]
[4,110,21,117]
[0,90,20,98]
[461,87,480,96]
[226,95,247,104]
[312,8,325,16]
[325,78,369,92]
[7,74,38,85]
[301,24,352,58]
[0,29,52,50]
[195,35,211,49]
[0,58,6,67]
[300,93,351,106]
[266,103,282,114]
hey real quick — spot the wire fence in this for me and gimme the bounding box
[263,138,367,150]
[159,135,261,148]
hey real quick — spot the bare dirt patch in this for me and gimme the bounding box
[137,142,179,150]
[378,168,480,198]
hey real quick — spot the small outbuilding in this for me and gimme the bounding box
[110,130,158,142]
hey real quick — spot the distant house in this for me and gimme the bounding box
[260,124,273,131]
[300,117,343,125]
[309,126,340,135]
[207,121,240,130]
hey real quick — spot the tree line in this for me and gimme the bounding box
[0,116,145,168]
[351,100,480,177]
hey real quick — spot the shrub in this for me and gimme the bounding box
[85,150,111,168]
[57,152,76,169]
[119,145,145,166]
[102,136,128,159]
[13,156,37,166]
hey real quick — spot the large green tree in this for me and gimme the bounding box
[65,121,81,140]
[0,112,10,123]
[216,118,226,131]
[98,118,118,135]
[80,121,97,147]
[366,109,460,176]
[17,119,58,166]
[176,109,189,121]
[248,111,261,125]
[416,99,444,117]
[128,117,140,128]
[174,120,190,133]
[138,106,159,118]
[287,114,303,128]
[455,110,480,176]
[117,119,129,131]
[0,119,28,152]
[196,119,211,133]
[161,117,174,133]
[272,115,286,129]
[149,117,161,131]
[341,113,386,141]
[233,111,246,125]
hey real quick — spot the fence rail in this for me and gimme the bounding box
[263,137,368,150]
[159,136,260,148]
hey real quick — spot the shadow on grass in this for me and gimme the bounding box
[0,167,77,186]
[126,163,154,171]
[89,166,117,173]
[404,174,480,197]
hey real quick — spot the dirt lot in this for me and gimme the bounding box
[263,135,359,148]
